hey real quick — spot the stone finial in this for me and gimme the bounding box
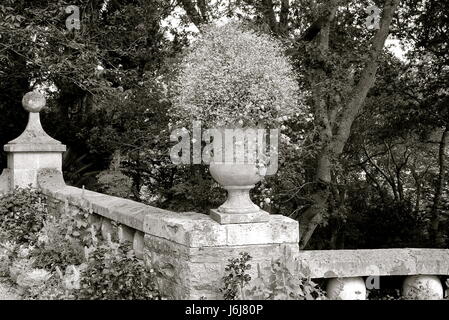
[2,91,66,191]
[4,91,66,150]
[22,91,46,113]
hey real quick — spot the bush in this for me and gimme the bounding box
[32,238,84,272]
[30,201,91,271]
[170,22,302,128]
[0,188,161,300]
[221,252,326,300]
[220,252,252,300]
[77,242,160,300]
[0,188,47,244]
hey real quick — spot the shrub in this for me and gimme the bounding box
[0,187,47,244]
[251,259,326,300]
[220,252,252,300]
[31,237,84,272]
[170,22,303,129]
[77,242,160,300]
[0,189,162,300]
[221,251,326,300]
[31,203,91,271]
[97,170,133,198]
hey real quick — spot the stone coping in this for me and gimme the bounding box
[297,248,449,278]
[38,171,169,233]
[37,169,299,248]
[143,212,298,248]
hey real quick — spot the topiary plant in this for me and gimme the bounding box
[170,22,303,129]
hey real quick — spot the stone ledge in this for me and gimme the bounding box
[38,169,177,233]
[143,211,299,248]
[38,168,299,247]
[297,248,449,278]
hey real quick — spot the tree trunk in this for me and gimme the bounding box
[298,0,400,248]
[430,127,448,247]
[411,168,422,212]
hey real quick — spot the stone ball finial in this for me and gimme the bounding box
[22,91,46,113]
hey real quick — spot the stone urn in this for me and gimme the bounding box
[209,134,269,224]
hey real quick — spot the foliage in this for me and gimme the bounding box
[26,272,77,300]
[170,22,302,128]
[220,252,252,300]
[248,258,326,300]
[0,187,161,300]
[96,170,133,198]
[0,188,47,245]
[31,216,85,271]
[220,251,326,300]
[77,242,160,300]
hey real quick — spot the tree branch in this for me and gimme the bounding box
[279,0,290,34]
[178,0,207,27]
[332,0,400,155]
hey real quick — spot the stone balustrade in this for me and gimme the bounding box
[37,167,298,299]
[0,91,448,300]
[296,249,449,299]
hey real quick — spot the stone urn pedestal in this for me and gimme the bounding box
[209,162,269,224]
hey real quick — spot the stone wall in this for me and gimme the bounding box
[37,167,449,300]
[37,169,299,299]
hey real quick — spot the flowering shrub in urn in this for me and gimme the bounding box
[170,22,303,224]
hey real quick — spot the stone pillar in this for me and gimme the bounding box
[326,277,367,300]
[143,211,299,299]
[2,91,66,191]
[402,275,444,300]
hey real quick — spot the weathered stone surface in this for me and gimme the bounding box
[4,144,66,152]
[143,211,298,247]
[37,168,66,191]
[6,92,64,147]
[296,248,449,278]
[100,218,114,240]
[210,208,269,224]
[16,269,51,288]
[326,277,367,300]
[88,213,102,231]
[22,91,46,113]
[7,169,38,189]
[3,92,65,189]
[39,180,171,233]
[118,224,135,243]
[144,234,299,300]
[402,275,444,300]
[133,231,145,259]
[37,162,300,300]
[0,169,9,194]
[7,152,62,170]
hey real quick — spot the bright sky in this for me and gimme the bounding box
[386,38,409,61]
[161,6,410,62]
